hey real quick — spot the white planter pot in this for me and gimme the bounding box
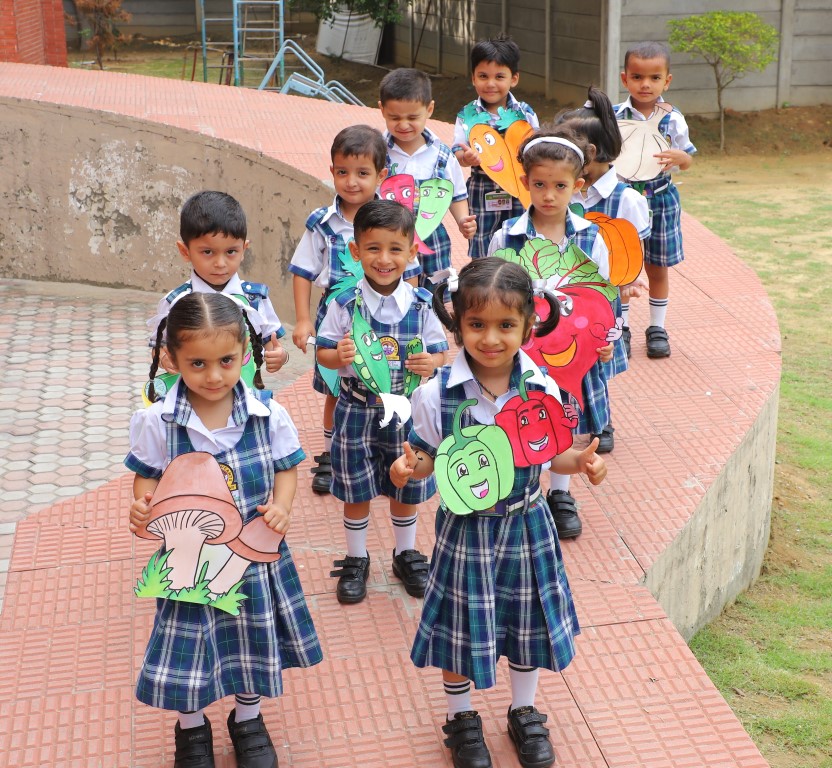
[316,9,382,65]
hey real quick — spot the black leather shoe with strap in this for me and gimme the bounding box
[645,325,671,358]
[227,711,278,768]
[391,548,429,597]
[546,490,582,539]
[174,717,215,768]
[330,554,370,603]
[590,423,615,454]
[441,710,492,768]
[310,451,332,495]
[507,706,556,768]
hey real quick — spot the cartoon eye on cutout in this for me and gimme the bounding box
[484,132,497,146]
[402,187,412,199]
[456,463,469,478]
[538,408,547,420]
[384,191,397,201]
[361,332,373,347]
[520,415,529,426]
[421,187,430,197]
[478,454,490,468]
[473,141,483,153]
[557,295,574,316]
[436,188,447,198]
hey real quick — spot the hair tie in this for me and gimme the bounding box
[583,99,593,109]
[522,136,584,164]
[430,267,459,293]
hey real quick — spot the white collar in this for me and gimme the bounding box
[385,128,437,154]
[616,95,666,118]
[569,209,592,232]
[506,209,591,236]
[190,270,244,295]
[358,277,412,316]
[446,349,547,389]
[587,167,619,198]
[161,377,271,422]
[319,196,352,226]
[476,92,521,113]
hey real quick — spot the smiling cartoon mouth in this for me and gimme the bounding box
[420,211,435,219]
[528,435,549,452]
[542,337,577,368]
[488,158,504,172]
[371,352,383,360]
[470,480,490,499]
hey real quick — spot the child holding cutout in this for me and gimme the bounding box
[128,292,321,768]
[391,259,606,768]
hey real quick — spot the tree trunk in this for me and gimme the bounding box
[717,84,725,153]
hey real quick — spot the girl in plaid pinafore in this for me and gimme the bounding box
[127,293,321,767]
[390,258,607,768]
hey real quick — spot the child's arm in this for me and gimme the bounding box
[129,475,160,533]
[259,466,298,534]
[450,199,477,240]
[655,147,693,172]
[454,145,481,168]
[292,274,315,353]
[263,333,289,373]
[391,441,435,487]
[550,438,607,485]
[317,333,355,370]
[404,350,446,378]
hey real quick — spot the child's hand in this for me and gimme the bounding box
[336,333,356,366]
[596,341,614,363]
[264,334,288,373]
[606,317,624,343]
[620,278,648,301]
[258,496,291,534]
[292,320,314,352]
[457,214,477,240]
[390,441,419,488]
[456,143,480,167]
[654,147,692,172]
[129,492,153,533]
[580,437,607,485]
[404,351,436,378]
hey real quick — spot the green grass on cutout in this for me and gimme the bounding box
[209,580,248,616]
[134,549,173,598]
[170,562,211,605]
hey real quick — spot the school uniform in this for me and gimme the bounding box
[614,96,696,267]
[408,351,580,689]
[125,380,321,712]
[452,94,539,260]
[488,209,611,436]
[316,277,449,505]
[385,128,468,279]
[289,195,422,394]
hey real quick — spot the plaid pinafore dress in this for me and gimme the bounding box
[410,363,580,689]
[134,384,322,712]
[497,213,611,435]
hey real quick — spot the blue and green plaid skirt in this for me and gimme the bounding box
[643,181,684,267]
[468,169,526,260]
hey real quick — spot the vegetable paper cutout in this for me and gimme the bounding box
[462,106,533,208]
[493,238,615,410]
[402,337,424,397]
[493,370,574,466]
[616,108,671,182]
[570,205,644,286]
[133,452,284,615]
[416,178,454,241]
[435,399,515,515]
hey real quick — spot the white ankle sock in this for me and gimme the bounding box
[391,512,418,555]
[620,303,630,327]
[344,515,369,558]
[178,710,205,730]
[235,693,261,723]
[509,663,539,710]
[323,429,332,452]
[649,298,668,328]
[444,678,472,717]
[548,472,571,493]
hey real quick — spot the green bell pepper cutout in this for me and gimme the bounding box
[351,295,391,396]
[435,399,516,515]
[402,337,424,397]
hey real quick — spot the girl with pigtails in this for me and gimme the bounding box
[127,292,321,768]
[390,258,607,768]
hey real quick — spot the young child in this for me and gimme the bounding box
[289,125,420,495]
[379,68,476,286]
[316,200,448,604]
[149,190,288,380]
[127,292,321,768]
[390,259,607,768]
[488,127,614,540]
[453,34,539,260]
[557,85,651,451]
[615,41,696,358]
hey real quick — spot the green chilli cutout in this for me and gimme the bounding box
[402,337,424,397]
[351,295,391,395]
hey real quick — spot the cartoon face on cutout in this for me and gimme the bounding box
[380,175,417,211]
[523,287,613,409]
[351,299,392,396]
[415,178,454,241]
[469,124,520,198]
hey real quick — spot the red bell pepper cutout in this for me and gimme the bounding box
[494,371,575,467]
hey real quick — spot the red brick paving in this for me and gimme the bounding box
[0,65,778,766]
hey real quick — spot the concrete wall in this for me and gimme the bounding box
[0,97,330,320]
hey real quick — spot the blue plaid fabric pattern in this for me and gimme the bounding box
[325,289,445,504]
[133,383,321,712]
[409,364,580,689]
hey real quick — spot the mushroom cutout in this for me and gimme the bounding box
[134,452,243,591]
[207,515,284,597]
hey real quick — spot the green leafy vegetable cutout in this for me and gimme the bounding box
[494,106,527,132]
[326,249,364,306]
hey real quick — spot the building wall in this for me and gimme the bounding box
[0,0,67,66]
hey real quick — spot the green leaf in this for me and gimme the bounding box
[209,580,248,616]
[460,103,491,134]
[494,107,525,132]
[134,549,173,598]
[170,562,212,605]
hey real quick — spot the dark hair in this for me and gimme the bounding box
[624,41,671,71]
[148,292,263,401]
[331,125,387,173]
[379,68,432,106]
[353,199,416,243]
[517,124,594,178]
[555,86,622,163]
[432,258,560,346]
[180,191,247,244]
[471,34,520,75]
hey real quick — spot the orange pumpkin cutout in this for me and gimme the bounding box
[582,212,643,286]
[468,120,532,209]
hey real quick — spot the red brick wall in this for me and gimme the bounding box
[0,0,67,66]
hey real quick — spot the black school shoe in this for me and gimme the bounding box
[391,548,429,597]
[645,325,671,358]
[227,711,278,768]
[310,451,332,494]
[622,326,632,359]
[590,423,615,454]
[330,554,371,603]
[442,710,492,768]
[507,706,556,768]
[546,490,582,539]
[174,717,215,768]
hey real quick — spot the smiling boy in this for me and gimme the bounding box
[317,200,448,604]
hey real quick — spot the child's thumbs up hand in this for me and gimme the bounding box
[264,333,289,373]
[390,441,419,488]
[456,143,480,167]
[129,491,153,533]
[580,437,607,485]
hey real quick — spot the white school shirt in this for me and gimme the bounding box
[288,197,354,289]
[614,96,696,154]
[410,350,562,451]
[316,277,448,379]
[487,209,611,281]
[574,167,651,239]
[384,129,468,202]
[128,378,301,472]
[148,271,283,342]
